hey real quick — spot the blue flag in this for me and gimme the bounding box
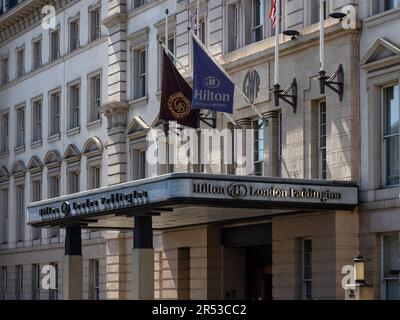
[191,37,235,114]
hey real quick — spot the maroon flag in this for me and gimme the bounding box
[159,51,199,128]
[269,0,277,29]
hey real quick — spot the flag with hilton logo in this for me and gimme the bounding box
[159,51,199,128]
[191,36,235,114]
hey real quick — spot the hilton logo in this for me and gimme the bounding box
[204,76,220,89]
[227,183,248,199]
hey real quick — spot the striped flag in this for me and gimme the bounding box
[269,0,277,29]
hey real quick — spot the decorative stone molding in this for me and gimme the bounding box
[11,160,26,178]
[235,118,251,129]
[83,137,104,157]
[361,37,400,72]
[27,155,44,173]
[102,13,127,29]
[63,144,82,164]
[44,150,62,169]
[0,165,10,183]
[100,101,128,130]
[128,27,149,49]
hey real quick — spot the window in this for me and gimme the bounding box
[251,0,264,43]
[16,48,24,77]
[158,36,175,89]
[49,263,58,300]
[382,234,399,300]
[138,150,146,179]
[318,101,327,179]
[48,175,60,199]
[135,49,147,98]
[90,8,101,41]
[134,0,147,8]
[0,113,8,153]
[89,259,100,300]
[15,265,23,300]
[277,112,283,177]
[69,19,80,52]
[16,184,25,242]
[199,18,207,45]
[32,264,40,300]
[379,0,400,12]
[49,91,61,136]
[253,118,264,176]
[0,267,7,300]
[227,3,240,52]
[32,99,42,142]
[0,189,8,244]
[69,83,80,129]
[89,74,101,122]
[68,170,80,194]
[383,85,399,186]
[16,106,25,148]
[33,39,42,70]
[50,29,60,61]
[303,239,312,300]
[309,0,328,25]
[31,180,41,240]
[1,57,8,85]
[88,165,101,190]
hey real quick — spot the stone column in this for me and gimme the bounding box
[263,111,279,177]
[63,226,82,300]
[235,118,252,176]
[132,215,154,300]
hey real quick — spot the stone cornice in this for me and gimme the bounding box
[0,0,79,45]
[222,21,362,74]
[102,13,127,29]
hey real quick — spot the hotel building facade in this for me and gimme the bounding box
[0,0,399,300]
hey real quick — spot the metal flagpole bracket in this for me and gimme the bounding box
[199,110,217,128]
[273,78,298,113]
[319,64,344,101]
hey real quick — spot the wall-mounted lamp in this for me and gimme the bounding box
[283,30,301,41]
[329,12,347,21]
[354,253,365,285]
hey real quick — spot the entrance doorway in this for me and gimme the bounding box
[222,223,272,300]
[245,245,272,300]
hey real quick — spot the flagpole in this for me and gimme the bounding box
[164,8,170,173]
[274,0,280,86]
[159,40,237,127]
[196,0,200,35]
[319,0,325,71]
[190,29,263,120]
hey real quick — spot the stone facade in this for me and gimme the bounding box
[0,0,399,300]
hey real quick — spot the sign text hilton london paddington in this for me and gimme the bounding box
[193,182,342,203]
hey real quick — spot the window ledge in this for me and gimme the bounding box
[30,140,42,149]
[14,145,25,154]
[86,119,102,130]
[66,126,80,137]
[365,8,400,28]
[129,0,162,18]
[0,150,9,158]
[16,241,24,248]
[129,95,149,108]
[48,133,61,143]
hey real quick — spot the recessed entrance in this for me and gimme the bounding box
[222,223,273,300]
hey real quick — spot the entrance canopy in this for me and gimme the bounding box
[27,173,358,230]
